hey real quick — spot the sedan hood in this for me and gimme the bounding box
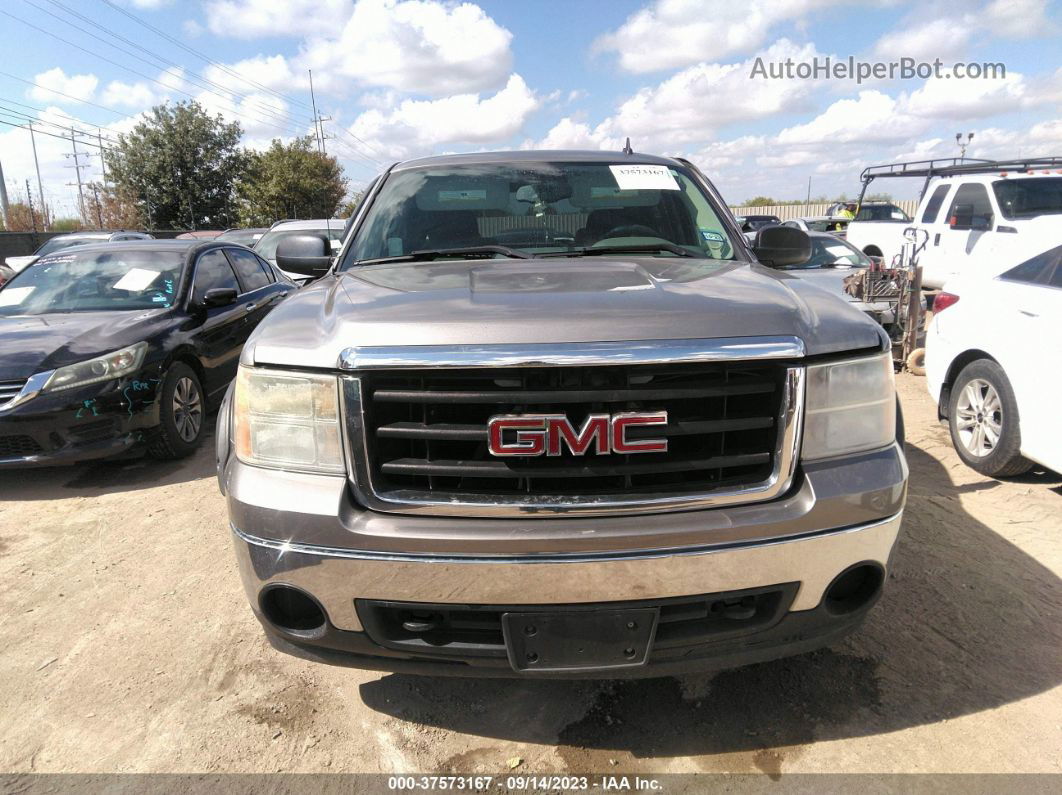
[247,257,885,370]
[0,310,172,381]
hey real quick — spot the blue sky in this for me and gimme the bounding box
[1,0,1060,220]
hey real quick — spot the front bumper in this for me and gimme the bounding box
[232,511,902,677]
[0,376,162,468]
[226,436,907,676]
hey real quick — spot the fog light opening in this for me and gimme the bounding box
[260,585,327,632]
[824,563,884,615]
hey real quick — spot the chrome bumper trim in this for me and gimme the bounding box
[232,511,904,632]
[338,336,805,371]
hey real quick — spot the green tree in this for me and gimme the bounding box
[339,190,365,219]
[238,136,348,226]
[107,101,246,229]
[745,196,776,207]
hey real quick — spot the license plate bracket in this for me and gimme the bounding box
[502,608,658,673]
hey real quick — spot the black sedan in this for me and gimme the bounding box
[0,239,294,467]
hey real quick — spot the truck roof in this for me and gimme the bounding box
[393,149,683,172]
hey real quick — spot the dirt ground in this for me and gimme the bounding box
[1,373,1059,776]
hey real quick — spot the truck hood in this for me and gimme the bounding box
[0,310,172,381]
[246,257,885,369]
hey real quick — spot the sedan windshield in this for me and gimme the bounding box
[0,250,184,316]
[343,161,737,266]
[993,177,1062,220]
[254,226,344,260]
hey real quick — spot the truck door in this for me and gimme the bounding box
[937,182,995,286]
[915,182,952,283]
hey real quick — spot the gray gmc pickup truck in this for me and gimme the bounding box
[216,150,907,678]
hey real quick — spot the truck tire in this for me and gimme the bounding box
[947,359,1032,478]
[906,347,926,376]
[147,362,205,460]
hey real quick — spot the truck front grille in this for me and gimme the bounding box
[0,380,27,409]
[344,358,802,517]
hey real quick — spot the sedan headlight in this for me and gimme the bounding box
[42,342,147,392]
[802,352,896,461]
[234,366,344,474]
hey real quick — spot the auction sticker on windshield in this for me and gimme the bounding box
[0,287,34,307]
[113,268,161,292]
[609,164,679,190]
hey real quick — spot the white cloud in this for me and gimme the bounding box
[204,0,350,38]
[901,69,1030,119]
[202,54,304,95]
[594,0,846,73]
[347,74,539,159]
[872,18,974,61]
[99,67,190,109]
[872,0,1057,64]
[532,39,823,153]
[27,68,99,105]
[777,90,905,145]
[302,0,513,97]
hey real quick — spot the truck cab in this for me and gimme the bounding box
[845,158,1062,289]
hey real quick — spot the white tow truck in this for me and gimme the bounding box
[845,157,1062,289]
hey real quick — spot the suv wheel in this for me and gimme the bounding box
[147,362,204,460]
[947,359,1032,477]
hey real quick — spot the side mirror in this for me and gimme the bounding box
[276,234,332,276]
[202,287,237,307]
[752,226,811,267]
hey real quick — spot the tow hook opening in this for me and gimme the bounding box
[824,563,884,615]
[259,584,327,632]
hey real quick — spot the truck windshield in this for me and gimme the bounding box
[0,250,183,316]
[343,161,737,266]
[992,177,1062,220]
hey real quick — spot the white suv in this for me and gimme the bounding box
[926,243,1062,477]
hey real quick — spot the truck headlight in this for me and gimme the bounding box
[42,342,147,392]
[234,366,344,474]
[802,352,896,461]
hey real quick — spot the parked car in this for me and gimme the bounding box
[216,227,267,247]
[926,242,1062,477]
[828,201,911,223]
[845,157,1062,287]
[4,230,155,274]
[252,219,346,281]
[0,262,13,287]
[218,149,906,678]
[775,231,924,337]
[782,216,850,236]
[175,230,223,240]
[0,240,294,467]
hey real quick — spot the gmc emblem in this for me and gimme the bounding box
[487,412,668,457]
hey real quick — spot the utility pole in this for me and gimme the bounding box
[0,157,9,230]
[91,184,103,228]
[65,127,88,224]
[97,128,109,185]
[805,176,811,212]
[26,180,38,233]
[308,69,323,153]
[28,123,48,230]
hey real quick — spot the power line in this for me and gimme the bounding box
[0,104,120,146]
[96,0,317,113]
[91,0,389,166]
[0,95,126,139]
[32,0,317,135]
[1,7,310,141]
[0,69,129,118]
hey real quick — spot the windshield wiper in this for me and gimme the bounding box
[357,245,533,265]
[538,243,694,258]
